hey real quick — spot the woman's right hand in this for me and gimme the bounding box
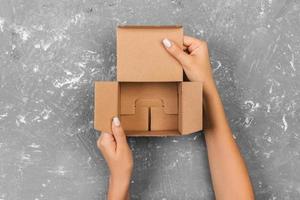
[162,36,214,86]
[162,36,255,200]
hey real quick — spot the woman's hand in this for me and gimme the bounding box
[97,117,133,200]
[163,36,255,200]
[162,36,214,86]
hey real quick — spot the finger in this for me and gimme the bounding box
[111,117,128,147]
[183,35,202,46]
[183,35,207,55]
[97,132,116,153]
[162,38,191,67]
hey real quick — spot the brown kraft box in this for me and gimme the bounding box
[94,25,203,136]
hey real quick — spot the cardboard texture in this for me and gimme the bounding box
[94,25,203,136]
[117,26,183,82]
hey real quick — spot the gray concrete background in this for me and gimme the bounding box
[0,0,299,199]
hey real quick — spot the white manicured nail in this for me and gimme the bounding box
[112,117,121,127]
[162,38,172,48]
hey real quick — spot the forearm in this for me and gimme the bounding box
[203,79,254,200]
[161,35,254,199]
[107,176,130,200]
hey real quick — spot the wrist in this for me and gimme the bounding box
[109,175,131,193]
[110,175,131,187]
[203,78,218,95]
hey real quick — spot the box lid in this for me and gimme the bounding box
[117,25,183,82]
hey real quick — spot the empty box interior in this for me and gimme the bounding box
[120,82,178,133]
[94,81,203,136]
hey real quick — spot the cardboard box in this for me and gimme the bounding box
[94,25,203,136]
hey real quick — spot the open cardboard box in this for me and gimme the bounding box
[94,25,203,136]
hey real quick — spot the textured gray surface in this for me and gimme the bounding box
[0,0,300,199]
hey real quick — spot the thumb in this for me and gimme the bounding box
[162,38,191,67]
[111,117,128,148]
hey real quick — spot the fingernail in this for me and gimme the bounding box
[112,117,121,127]
[162,38,172,48]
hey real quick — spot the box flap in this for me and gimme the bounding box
[120,82,178,115]
[117,26,183,82]
[94,82,119,133]
[178,82,203,135]
[151,107,178,131]
[120,107,149,131]
[126,130,180,137]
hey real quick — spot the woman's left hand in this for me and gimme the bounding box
[97,117,133,200]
